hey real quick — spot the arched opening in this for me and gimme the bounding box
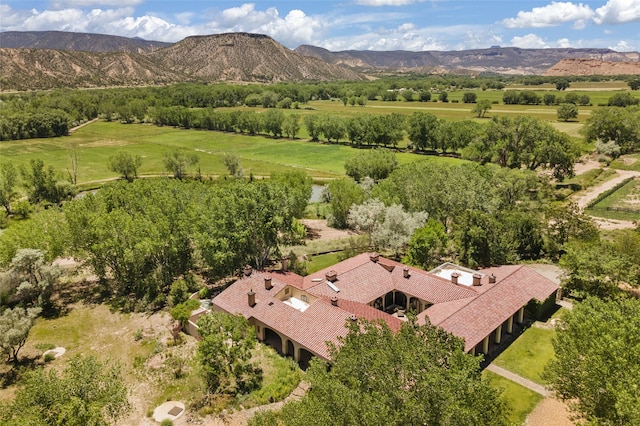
[384,292,394,311]
[409,297,421,313]
[263,328,283,355]
[286,340,295,358]
[299,348,314,370]
[395,292,407,309]
[373,297,383,311]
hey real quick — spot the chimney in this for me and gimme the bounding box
[370,252,379,263]
[247,289,256,307]
[281,256,289,272]
[243,265,252,277]
[489,274,496,284]
[403,266,410,278]
[325,270,338,282]
[349,314,357,321]
[331,296,338,306]
[264,276,273,290]
[472,273,482,286]
[451,272,460,285]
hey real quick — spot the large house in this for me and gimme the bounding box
[195,253,559,366]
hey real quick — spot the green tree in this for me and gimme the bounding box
[472,99,492,118]
[0,249,61,308]
[544,297,640,425]
[608,92,640,107]
[278,318,508,426]
[222,152,244,178]
[629,77,640,90]
[303,115,321,142]
[2,355,130,425]
[343,148,398,182]
[262,109,285,137]
[555,79,570,90]
[163,149,199,180]
[108,150,142,182]
[282,114,300,139]
[557,103,578,122]
[197,311,261,395]
[406,112,439,151]
[462,92,477,103]
[325,178,366,229]
[0,306,41,363]
[0,161,19,214]
[270,170,312,219]
[581,107,640,153]
[404,219,448,269]
[21,159,74,204]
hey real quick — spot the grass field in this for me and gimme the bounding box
[0,120,469,185]
[492,325,557,385]
[483,370,544,425]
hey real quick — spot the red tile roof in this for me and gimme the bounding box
[211,254,559,358]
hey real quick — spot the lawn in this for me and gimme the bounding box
[492,325,557,385]
[305,252,343,274]
[483,370,544,426]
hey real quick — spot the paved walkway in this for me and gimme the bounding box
[486,364,548,396]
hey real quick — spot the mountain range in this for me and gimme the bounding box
[1,30,639,91]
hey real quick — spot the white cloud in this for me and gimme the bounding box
[557,37,572,47]
[355,0,423,6]
[510,33,549,48]
[503,2,594,28]
[594,0,640,24]
[610,40,634,51]
[52,0,143,7]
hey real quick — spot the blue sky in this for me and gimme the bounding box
[1,1,639,52]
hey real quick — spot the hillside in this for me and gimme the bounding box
[544,58,640,76]
[0,48,186,90]
[295,45,640,75]
[150,33,364,82]
[0,32,364,90]
[0,30,169,53]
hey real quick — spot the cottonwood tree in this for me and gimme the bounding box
[2,355,130,424]
[222,152,244,178]
[404,219,448,269]
[163,149,199,179]
[21,159,75,204]
[270,317,508,426]
[406,111,439,151]
[544,297,640,425]
[0,160,19,214]
[344,148,398,182]
[472,99,492,118]
[324,178,366,229]
[0,248,61,308]
[197,311,261,395]
[0,306,41,363]
[108,150,142,182]
[557,103,578,122]
[581,107,640,153]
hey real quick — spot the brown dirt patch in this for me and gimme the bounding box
[526,397,574,426]
[301,219,355,241]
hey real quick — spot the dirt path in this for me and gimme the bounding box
[68,117,99,134]
[568,161,640,229]
[572,168,640,210]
